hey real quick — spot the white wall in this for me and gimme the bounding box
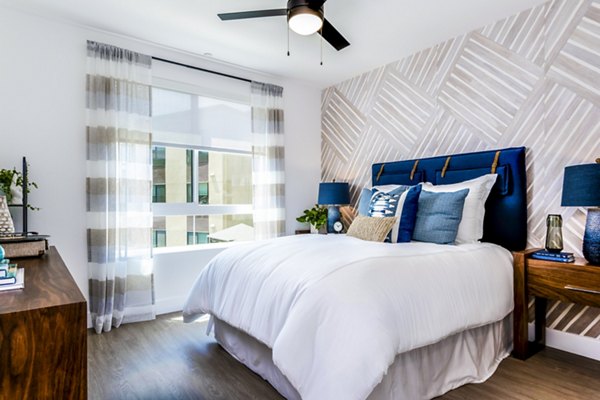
[0,6,322,316]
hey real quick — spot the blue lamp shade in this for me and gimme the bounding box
[318,182,349,233]
[318,182,350,205]
[561,163,600,265]
[561,163,600,206]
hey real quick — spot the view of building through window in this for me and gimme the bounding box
[151,85,253,248]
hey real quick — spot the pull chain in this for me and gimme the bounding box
[320,31,323,66]
[320,8,324,66]
[287,25,290,56]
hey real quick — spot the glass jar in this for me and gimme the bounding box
[545,214,563,253]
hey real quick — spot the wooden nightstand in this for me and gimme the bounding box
[513,249,600,360]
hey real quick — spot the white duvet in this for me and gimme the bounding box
[183,234,513,400]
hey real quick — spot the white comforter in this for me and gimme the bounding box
[183,234,513,400]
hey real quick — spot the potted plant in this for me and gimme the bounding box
[0,167,38,209]
[296,205,328,234]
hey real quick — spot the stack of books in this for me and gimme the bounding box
[0,262,25,291]
[531,250,575,263]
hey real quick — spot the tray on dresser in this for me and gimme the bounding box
[0,234,49,258]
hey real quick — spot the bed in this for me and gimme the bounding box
[183,147,527,400]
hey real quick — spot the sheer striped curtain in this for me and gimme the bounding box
[86,41,155,333]
[251,82,286,239]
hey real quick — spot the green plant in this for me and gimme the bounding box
[296,205,328,229]
[0,167,38,210]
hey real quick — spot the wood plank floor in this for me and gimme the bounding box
[88,313,600,399]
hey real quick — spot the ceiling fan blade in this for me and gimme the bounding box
[319,18,350,51]
[218,9,287,21]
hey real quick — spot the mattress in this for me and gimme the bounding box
[184,234,514,400]
[213,314,512,400]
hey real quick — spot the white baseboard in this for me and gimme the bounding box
[86,297,185,330]
[155,296,185,316]
[528,323,600,361]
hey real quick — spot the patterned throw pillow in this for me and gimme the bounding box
[369,189,402,218]
[358,185,406,217]
[363,185,421,243]
[368,187,403,242]
[0,195,15,234]
[346,215,398,242]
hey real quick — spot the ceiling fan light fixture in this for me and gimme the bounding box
[288,6,323,36]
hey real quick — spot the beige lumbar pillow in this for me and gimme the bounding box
[346,215,398,242]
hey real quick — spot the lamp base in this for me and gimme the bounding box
[583,208,600,265]
[327,206,340,234]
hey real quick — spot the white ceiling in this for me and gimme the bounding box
[1,0,547,88]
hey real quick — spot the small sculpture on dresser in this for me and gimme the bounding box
[0,196,15,234]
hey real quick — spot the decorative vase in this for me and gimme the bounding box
[545,214,563,253]
[0,245,4,261]
[0,195,15,234]
[310,224,327,234]
[583,208,600,265]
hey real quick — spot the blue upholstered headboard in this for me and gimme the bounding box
[372,147,527,251]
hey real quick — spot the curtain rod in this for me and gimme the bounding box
[152,56,252,84]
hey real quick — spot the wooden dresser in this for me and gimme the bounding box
[0,247,87,399]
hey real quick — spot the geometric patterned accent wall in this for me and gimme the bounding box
[321,0,600,339]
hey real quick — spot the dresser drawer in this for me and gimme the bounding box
[527,262,600,307]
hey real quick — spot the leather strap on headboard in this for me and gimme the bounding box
[491,151,501,174]
[441,156,451,178]
[410,160,419,181]
[375,164,385,182]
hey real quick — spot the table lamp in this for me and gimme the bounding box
[561,161,600,265]
[318,182,350,233]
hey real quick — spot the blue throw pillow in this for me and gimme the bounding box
[357,188,373,216]
[396,184,421,243]
[412,188,470,244]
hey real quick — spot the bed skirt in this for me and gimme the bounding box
[213,314,512,400]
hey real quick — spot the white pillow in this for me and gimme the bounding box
[421,174,497,244]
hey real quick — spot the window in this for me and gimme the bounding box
[198,151,209,205]
[153,217,167,248]
[151,78,253,249]
[152,184,166,203]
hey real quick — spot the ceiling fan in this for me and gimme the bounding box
[218,0,350,51]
